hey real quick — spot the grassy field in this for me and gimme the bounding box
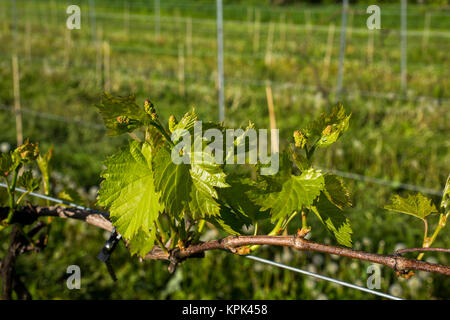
[0,0,449,299]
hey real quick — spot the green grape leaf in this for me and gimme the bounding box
[36,146,53,194]
[154,145,229,219]
[441,175,450,212]
[291,146,310,172]
[18,170,41,192]
[219,177,267,222]
[97,141,163,240]
[153,146,191,217]
[207,206,251,235]
[311,193,353,247]
[128,228,157,257]
[384,193,439,220]
[305,104,351,148]
[252,168,325,222]
[96,93,154,136]
[323,174,352,209]
[171,109,198,142]
[189,152,229,218]
[224,121,255,163]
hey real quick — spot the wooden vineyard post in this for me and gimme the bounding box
[124,1,129,39]
[265,22,274,66]
[186,17,193,72]
[96,27,103,88]
[103,41,111,93]
[422,12,430,52]
[323,23,335,81]
[64,27,72,69]
[265,85,279,154]
[279,13,286,50]
[178,45,185,96]
[367,29,374,65]
[12,55,23,146]
[247,7,252,35]
[253,9,260,54]
[25,21,31,63]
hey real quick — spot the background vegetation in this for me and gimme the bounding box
[0,0,449,299]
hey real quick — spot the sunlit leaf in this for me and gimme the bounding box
[384,193,438,220]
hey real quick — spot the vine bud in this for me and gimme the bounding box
[293,130,307,149]
[117,115,130,125]
[14,139,39,163]
[144,99,157,119]
[322,125,332,136]
[168,115,178,132]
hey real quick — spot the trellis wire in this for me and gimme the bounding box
[244,255,402,300]
[2,50,447,105]
[72,0,450,18]
[75,10,450,38]
[0,182,109,217]
[0,183,402,300]
[319,167,443,196]
[216,0,225,122]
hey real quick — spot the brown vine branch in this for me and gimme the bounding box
[2,205,450,277]
[395,247,450,256]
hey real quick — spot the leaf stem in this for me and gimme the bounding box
[16,191,31,207]
[301,211,308,230]
[155,218,168,243]
[418,212,448,260]
[250,217,284,252]
[5,167,20,224]
[154,232,169,254]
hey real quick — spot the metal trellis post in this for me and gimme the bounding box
[216,0,225,122]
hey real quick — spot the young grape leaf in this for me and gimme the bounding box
[154,145,229,219]
[251,168,325,222]
[128,228,157,257]
[384,193,439,220]
[218,177,268,222]
[171,109,198,143]
[97,141,163,240]
[189,152,229,218]
[291,147,310,172]
[206,206,251,235]
[36,146,53,195]
[311,193,353,247]
[153,146,191,217]
[96,93,154,136]
[323,174,352,209]
[18,170,41,192]
[305,104,351,148]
